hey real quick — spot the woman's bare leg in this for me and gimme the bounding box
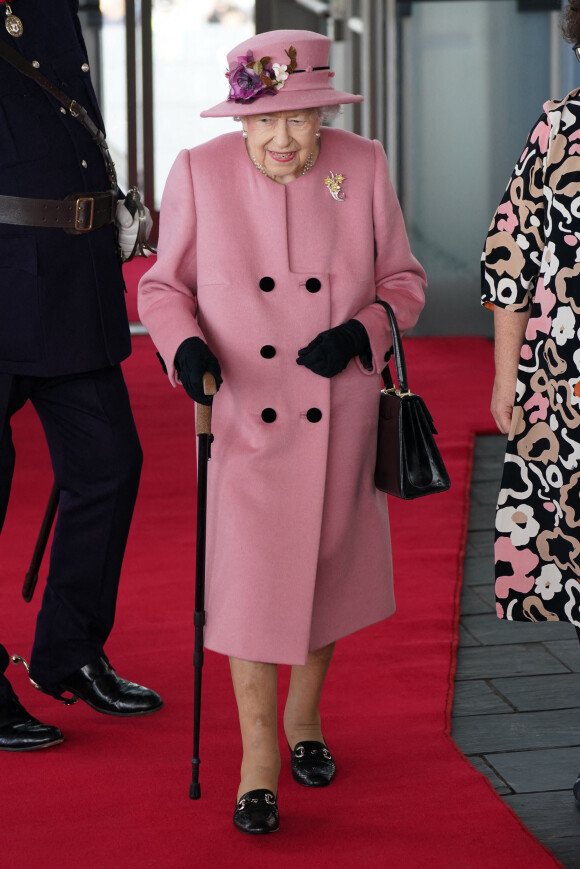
[283,642,335,749]
[229,657,281,799]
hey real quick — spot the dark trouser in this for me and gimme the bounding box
[0,366,142,698]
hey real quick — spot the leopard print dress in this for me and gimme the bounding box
[482,88,580,626]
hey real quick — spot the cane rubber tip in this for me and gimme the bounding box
[189,782,201,800]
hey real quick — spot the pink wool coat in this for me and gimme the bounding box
[138,127,426,665]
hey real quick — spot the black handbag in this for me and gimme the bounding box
[374,302,450,499]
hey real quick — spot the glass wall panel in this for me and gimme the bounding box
[400,1,553,335]
[101,0,129,192]
[151,0,254,207]
[101,1,254,207]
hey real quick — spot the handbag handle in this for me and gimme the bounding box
[375,301,409,394]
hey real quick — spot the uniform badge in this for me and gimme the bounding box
[5,4,23,37]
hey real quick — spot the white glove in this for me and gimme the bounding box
[115,199,153,260]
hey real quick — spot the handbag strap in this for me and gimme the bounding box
[374,300,409,393]
[0,39,117,189]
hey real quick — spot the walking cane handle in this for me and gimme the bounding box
[196,373,217,436]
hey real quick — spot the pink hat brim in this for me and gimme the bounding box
[200,88,363,118]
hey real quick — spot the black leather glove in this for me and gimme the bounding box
[174,337,223,405]
[296,319,371,378]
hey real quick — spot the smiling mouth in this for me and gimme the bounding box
[268,151,296,163]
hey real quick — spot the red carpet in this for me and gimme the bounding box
[0,334,563,868]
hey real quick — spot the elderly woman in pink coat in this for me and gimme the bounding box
[139,29,426,834]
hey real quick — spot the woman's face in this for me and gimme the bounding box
[242,109,320,183]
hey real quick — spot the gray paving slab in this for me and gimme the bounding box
[491,674,580,712]
[462,556,494,586]
[468,502,496,532]
[502,790,580,838]
[465,529,495,556]
[458,623,481,647]
[452,680,513,716]
[470,583,497,609]
[483,746,580,794]
[469,479,502,507]
[544,640,580,673]
[470,457,505,484]
[466,754,512,795]
[541,836,580,868]
[453,706,580,755]
[473,436,507,459]
[462,613,570,646]
[460,585,494,615]
[456,643,570,680]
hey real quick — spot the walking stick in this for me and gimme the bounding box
[22,481,60,602]
[190,372,217,800]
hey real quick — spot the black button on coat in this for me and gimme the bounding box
[259,276,275,292]
[305,277,321,293]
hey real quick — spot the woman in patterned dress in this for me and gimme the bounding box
[481,1,580,808]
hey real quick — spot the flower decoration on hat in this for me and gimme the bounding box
[227,46,297,103]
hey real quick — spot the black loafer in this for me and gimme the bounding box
[0,694,63,751]
[41,657,163,717]
[290,740,336,788]
[233,789,279,834]
[574,773,580,809]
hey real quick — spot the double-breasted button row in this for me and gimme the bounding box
[261,408,322,424]
[258,276,322,293]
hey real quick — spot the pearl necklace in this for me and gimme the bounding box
[250,151,314,181]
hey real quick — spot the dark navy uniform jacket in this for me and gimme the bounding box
[0,0,130,376]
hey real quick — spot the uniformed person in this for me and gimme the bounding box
[0,0,162,752]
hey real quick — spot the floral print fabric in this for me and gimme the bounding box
[481,89,580,627]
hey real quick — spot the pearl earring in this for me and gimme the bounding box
[242,130,248,138]
[315,131,321,138]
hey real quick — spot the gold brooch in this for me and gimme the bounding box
[324,171,345,201]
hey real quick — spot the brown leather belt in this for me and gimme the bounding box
[0,190,118,233]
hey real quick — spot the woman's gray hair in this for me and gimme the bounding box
[233,105,342,124]
[315,105,341,123]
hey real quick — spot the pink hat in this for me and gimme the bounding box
[200,29,363,118]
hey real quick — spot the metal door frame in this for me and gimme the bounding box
[125,0,155,211]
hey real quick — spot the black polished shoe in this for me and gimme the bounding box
[0,693,63,751]
[233,789,279,834]
[574,773,580,809]
[41,657,163,717]
[289,740,336,788]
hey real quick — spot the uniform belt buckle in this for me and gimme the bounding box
[75,196,94,232]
